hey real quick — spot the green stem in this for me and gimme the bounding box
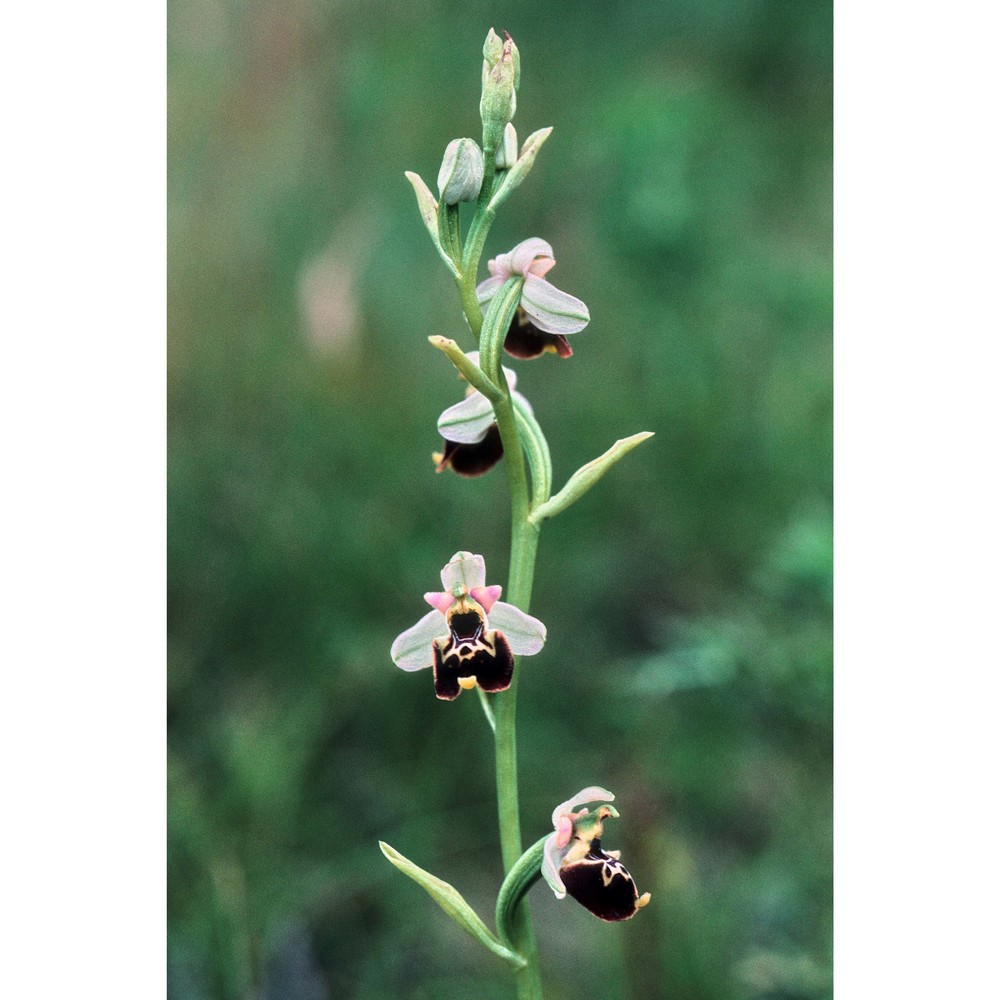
[481,294,544,1000]
[493,505,542,1000]
[456,170,504,340]
[454,190,547,999]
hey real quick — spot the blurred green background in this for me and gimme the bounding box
[168,1,831,998]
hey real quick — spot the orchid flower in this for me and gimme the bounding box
[390,551,546,700]
[476,238,589,360]
[433,352,531,477]
[541,787,651,921]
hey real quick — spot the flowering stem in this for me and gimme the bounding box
[456,172,503,340]
[493,509,542,1000]
[475,279,545,1000]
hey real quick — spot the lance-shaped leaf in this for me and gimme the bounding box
[379,841,526,967]
[404,171,460,279]
[529,432,655,525]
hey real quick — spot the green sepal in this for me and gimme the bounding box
[487,127,553,215]
[528,431,655,525]
[379,841,526,969]
[428,336,503,402]
[495,836,547,950]
[404,171,460,279]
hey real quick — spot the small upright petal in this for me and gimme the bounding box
[423,591,453,614]
[509,237,554,276]
[469,584,502,612]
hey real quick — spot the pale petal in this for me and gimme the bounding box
[551,787,616,831]
[488,601,546,655]
[542,833,568,898]
[520,275,590,335]
[437,392,494,444]
[476,274,505,306]
[511,389,532,416]
[440,551,487,593]
[510,237,554,276]
[390,610,445,671]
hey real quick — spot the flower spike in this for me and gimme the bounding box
[390,552,546,700]
[541,787,651,921]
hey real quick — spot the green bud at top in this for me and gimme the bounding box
[480,28,519,155]
[437,137,485,205]
[495,123,518,169]
[482,27,520,88]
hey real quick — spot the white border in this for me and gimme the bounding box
[2,3,165,994]
[835,2,999,995]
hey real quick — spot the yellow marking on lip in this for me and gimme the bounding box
[458,676,478,690]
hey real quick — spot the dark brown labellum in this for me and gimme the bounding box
[560,837,644,921]
[436,424,504,477]
[503,311,573,360]
[432,607,514,699]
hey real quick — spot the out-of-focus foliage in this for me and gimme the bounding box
[168,1,831,998]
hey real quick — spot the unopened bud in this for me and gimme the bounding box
[437,137,485,205]
[480,29,519,155]
[496,123,518,169]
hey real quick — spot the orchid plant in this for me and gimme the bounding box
[380,29,653,999]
